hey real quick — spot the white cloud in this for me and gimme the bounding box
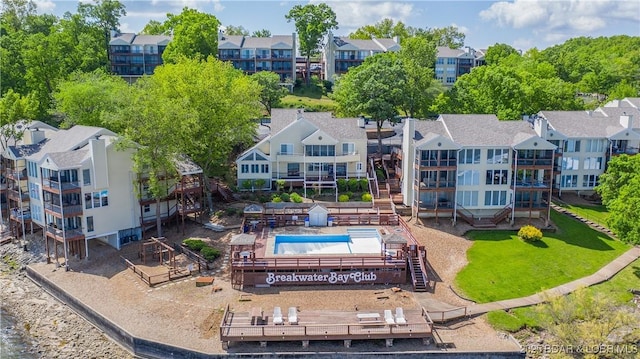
[33,0,56,12]
[318,1,414,35]
[450,23,468,35]
[126,11,169,19]
[212,0,224,12]
[480,0,640,33]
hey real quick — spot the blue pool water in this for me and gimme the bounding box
[274,229,381,255]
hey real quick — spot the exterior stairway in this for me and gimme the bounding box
[410,255,428,292]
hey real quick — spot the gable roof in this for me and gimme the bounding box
[332,36,399,52]
[439,114,538,147]
[25,126,116,163]
[539,110,636,138]
[269,109,366,141]
[41,150,90,170]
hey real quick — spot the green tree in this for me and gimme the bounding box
[596,154,640,244]
[77,0,126,65]
[415,25,465,48]
[397,36,442,118]
[607,80,638,100]
[484,43,519,65]
[161,8,221,64]
[115,80,197,237]
[140,20,167,35]
[224,25,248,36]
[148,57,261,209]
[252,71,287,115]
[349,18,409,40]
[0,89,37,152]
[285,3,337,85]
[251,29,271,38]
[53,69,129,131]
[333,53,405,153]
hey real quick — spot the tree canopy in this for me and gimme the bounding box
[285,3,337,85]
[224,25,248,36]
[596,154,640,245]
[161,8,221,64]
[397,36,443,118]
[252,71,287,115]
[349,18,465,48]
[432,46,582,120]
[333,53,406,153]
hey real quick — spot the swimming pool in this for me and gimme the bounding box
[274,229,381,255]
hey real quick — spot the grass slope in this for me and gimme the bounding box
[487,258,640,332]
[279,84,337,112]
[556,202,610,227]
[455,210,629,303]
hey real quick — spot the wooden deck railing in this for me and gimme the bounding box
[231,256,406,270]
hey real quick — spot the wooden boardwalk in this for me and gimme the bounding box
[220,306,434,349]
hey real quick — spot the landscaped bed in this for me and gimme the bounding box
[455,210,630,303]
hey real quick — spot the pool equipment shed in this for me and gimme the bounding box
[307,204,328,226]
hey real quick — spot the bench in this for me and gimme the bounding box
[250,307,264,325]
[357,312,381,323]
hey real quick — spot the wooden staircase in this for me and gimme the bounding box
[409,255,428,292]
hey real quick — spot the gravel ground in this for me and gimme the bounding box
[1,210,524,357]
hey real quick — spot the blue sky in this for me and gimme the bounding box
[39,0,640,51]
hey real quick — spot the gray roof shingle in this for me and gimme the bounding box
[440,114,537,146]
[269,109,366,141]
[539,110,632,138]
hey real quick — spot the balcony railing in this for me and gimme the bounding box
[42,179,80,191]
[419,180,457,188]
[5,169,27,180]
[611,147,639,155]
[46,225,84,240]
[514,158,553,166]
[44,202,83,216]
[513,180,551,188]
[418,160,457,167]
[7,188,29,201]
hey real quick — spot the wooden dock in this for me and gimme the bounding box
[220,305,434,349]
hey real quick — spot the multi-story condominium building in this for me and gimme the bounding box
[535,98,640,196]
[109,32,171,80]
[323,33,400,81]
[1,123,203,264]
[435,46,485,86]
[401,115,556,226]
[218,33,296,83]
[236,109,368,196]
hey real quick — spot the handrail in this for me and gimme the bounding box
[368,157,380,199]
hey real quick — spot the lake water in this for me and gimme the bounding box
[1,307,36,359]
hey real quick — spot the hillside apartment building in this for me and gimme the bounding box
[0,123,203,263]
[435,46,486,87]
[109,32,171,82]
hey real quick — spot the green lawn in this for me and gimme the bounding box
[278,84,337,112]
[556,202,610,227]
[455,210,630,303]
[487,258,640,332]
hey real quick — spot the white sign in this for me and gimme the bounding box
[265,271,377,285]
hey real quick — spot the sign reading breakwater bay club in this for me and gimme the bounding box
[247,270,406,286]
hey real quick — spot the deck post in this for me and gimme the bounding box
[385,338,394,347]
[343,339,351,348]
[302,340,309,348]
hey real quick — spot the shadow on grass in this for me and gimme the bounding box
[526,240,549,248]
[292,85,323,99]
[549,211,617,251]
[633,266,640,280]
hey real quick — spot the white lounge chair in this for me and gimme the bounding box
[384,309,395,325]
[395,307,407,325]
[288,307,298,325]
[273,307,283,325]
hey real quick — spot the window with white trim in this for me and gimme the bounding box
[560,175,578,188]
[583,175,598,187]
[342,143,355,155]
[484,191,507,206]
[561,157,580,170]
[459,149,481,164]
[563,140,581,152]
[241,164,249,173]
[457,170,479,185]
[457,191,478,207]
[487,149,509,164]
[356,162,363,172]
[83,169,91,186]
[280,143,293,155]
[486,170,508,185]
[85,190,109,209]
[584,139,605,153]
[583,157,603,170]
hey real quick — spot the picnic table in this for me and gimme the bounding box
[357,312,381,323]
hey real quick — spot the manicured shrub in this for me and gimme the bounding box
[290,192,303,203]
[254,178,266,190]
[518,225,543,242]
[338,194,350,202]
[359,179,369,192]
[280,193,290,202]
[225,207,237,216]
[200,247,221,262]
[242,179,254,191]
[275,179,285,192]
[214,210,225,218]
[361,193,372,202]
[183,239,205,252]
[337,179,348,192]
[272,195,282,203]
[376,168,386,180]
[347,179,359,192]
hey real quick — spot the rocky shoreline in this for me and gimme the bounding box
[0,237,132,359]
